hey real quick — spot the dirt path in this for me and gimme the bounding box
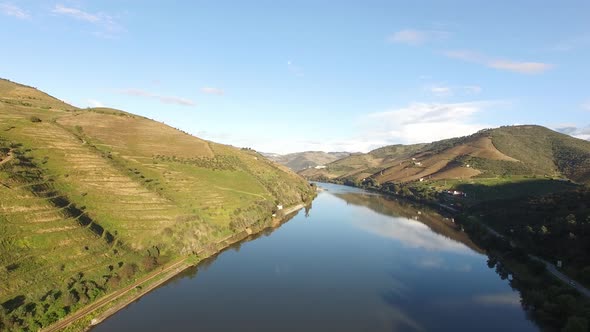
[480,223,590,298]
[41,257,189,332]
[214,185,268,199]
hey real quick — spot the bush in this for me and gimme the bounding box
[29,116,42,123]
[119,263,138,280]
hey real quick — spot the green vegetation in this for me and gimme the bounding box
[491,125,590,183]
[0,78,315,331]
[464,188,590,286]
[456,215,590,331]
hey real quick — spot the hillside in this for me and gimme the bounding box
[0,78,315,330]
[263,151,350,171]
[300,125,590,186]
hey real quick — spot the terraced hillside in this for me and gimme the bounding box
[301,126,590,186]
[0,78,315,330]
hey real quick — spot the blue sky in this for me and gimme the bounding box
[1,1,589,153]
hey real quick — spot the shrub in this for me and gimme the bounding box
[29,116,42,123]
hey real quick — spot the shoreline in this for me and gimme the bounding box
[43,203,308,332]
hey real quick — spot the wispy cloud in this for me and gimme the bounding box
[0,3,29,19]
[53,4,100,22]
[388,29,449,46]
[201,87,224,95]
[87,99,104,107]
[443,50,553,74]
[582,101,590,112]
[51,4,122,37]
[426,84,482,97]
[117,88,195,106]
[287,60,304,77]
[464,85,482,94]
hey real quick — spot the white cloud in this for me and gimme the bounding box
[287,60,304,77]
[582,101,590,111]
[443,50,553,74]
[428,86,453,97]
[388,29,449,46]
[87,99,104,107]
[352,212,476,255]
[473,292,521,307]
[554,125,590,141]
[426,84,482,97]
[488,60,553,74]
[192,101,503,154]
[364,101,499,145]
[201,87,224,95]
[0,3,29,19]
[117,88,195,106]
[51,4,122,37]
[224,101,499,153]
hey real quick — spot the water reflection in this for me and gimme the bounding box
[330,190,483,255]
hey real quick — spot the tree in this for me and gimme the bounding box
[562,316,588,332]
[141,256,158,271]
[119,263,137,280]
[581,266,590,284]
[565,214,577,225]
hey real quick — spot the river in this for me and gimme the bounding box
[92,183,537,331]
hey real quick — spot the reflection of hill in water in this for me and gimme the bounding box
[333,192,484,254]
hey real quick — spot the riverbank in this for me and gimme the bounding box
[42,203,308,332]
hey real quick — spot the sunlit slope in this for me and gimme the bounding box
[0,78,314,329]
[301,126,590,185]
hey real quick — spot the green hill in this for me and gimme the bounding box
[0,78,315,330]
[300,125,590,186]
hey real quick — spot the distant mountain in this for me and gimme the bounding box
[263,151,351,171]
[300,125,590,185]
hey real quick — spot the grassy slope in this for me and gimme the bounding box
[0,78,314,330]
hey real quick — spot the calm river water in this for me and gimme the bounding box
[93,183,537,331]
